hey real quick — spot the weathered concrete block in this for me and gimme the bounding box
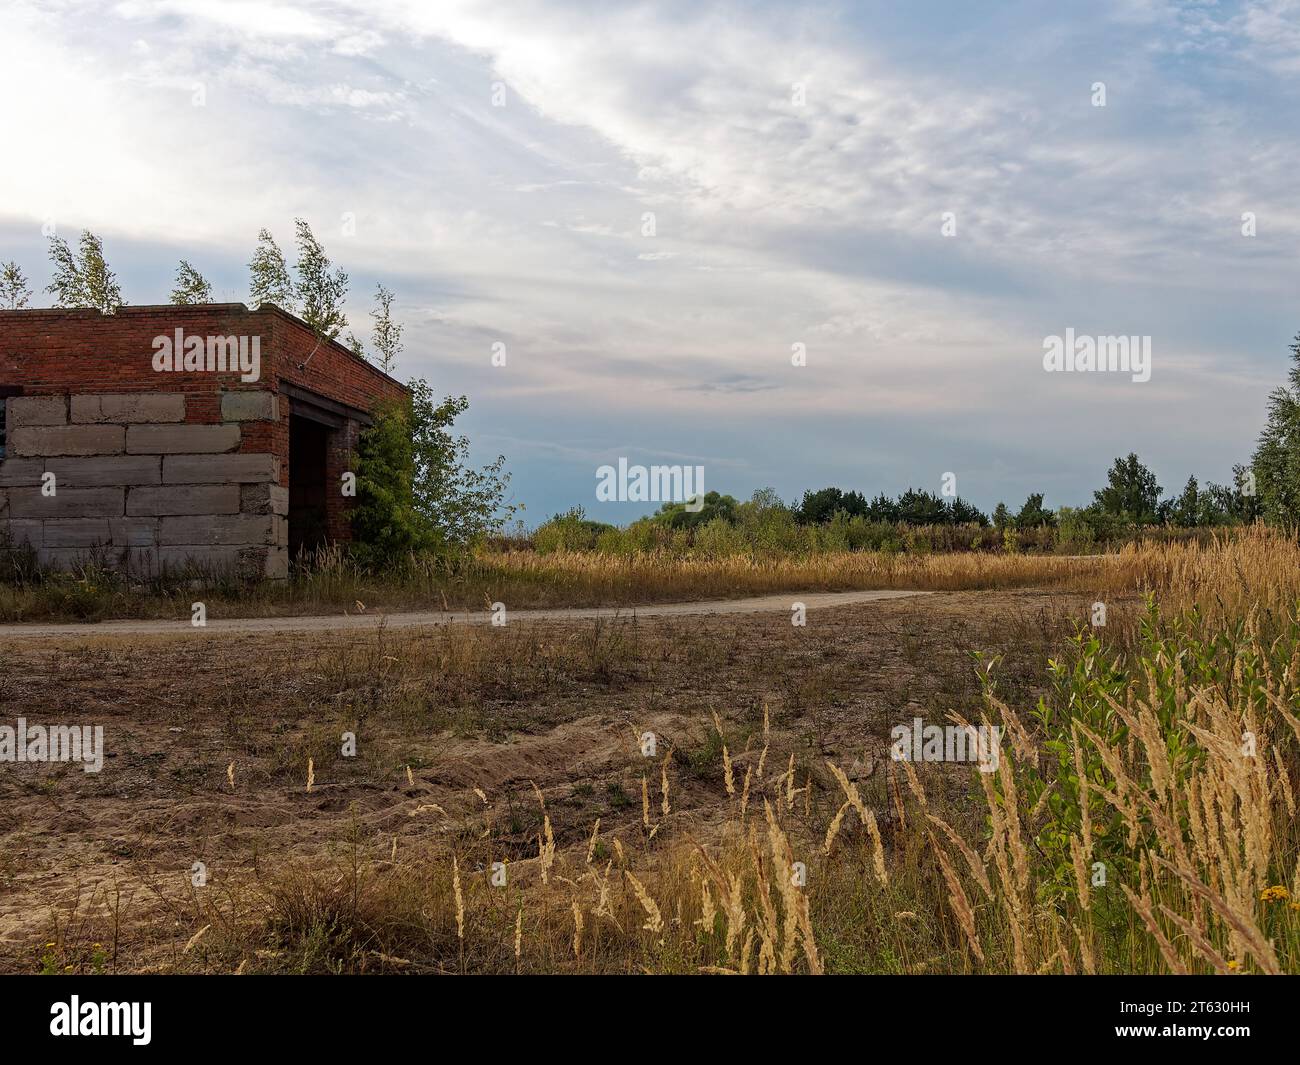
[44,456,162,488]
[7,396,67,427]
[0,458,46,487]
[158,544,274,580]
[160,515,277,546]
[72,393,187,424]
[44,517,161,548]
[41,519,112,548]
[36,545,129,571]
[221,391,278,422]
[241,482,289,516]
[34,548,81,571]
[163,453,277,484]
[37,519,154,549]
[264,546,288,580]
[112,519,161,547]
[126,424,241,455]
[9,425,125,457]
[2,520,42,548]
[7,486,124,519]
[126,485,241,516]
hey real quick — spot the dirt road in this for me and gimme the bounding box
[0,588,930,641]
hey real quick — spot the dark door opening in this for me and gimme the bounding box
[288,414,330,558]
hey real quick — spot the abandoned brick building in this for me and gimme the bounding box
[0,304,407,579]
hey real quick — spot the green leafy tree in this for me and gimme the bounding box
[409,380,517,549]
[1093,454,1162,525]
[1232,464,1263,522]
[653,491,739,529]
[1055,506,1095,548]
[349,398,424,563]
[796,487,844,525]
[370,283,403,373]
[169,260,213,305]
[1251,333,1300,524]
[351,381,518,560]
[732,488,800,550]
[1172,476,1200,526]
[794,487,874,524]
[947,497,989,526]
[865,493,900,523]
[1195,481,1241,525]
[293,218,349,340]
[248,228,295,311]
[896,488,948,526]
[992,502,1010,530]
[46,231,123,313]
[0,261,31,309]
[534,507,615,553]
[1014,492,1055,529]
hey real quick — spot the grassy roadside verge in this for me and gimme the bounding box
[2,526,1295,624]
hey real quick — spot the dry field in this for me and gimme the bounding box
[1,529,1298,974]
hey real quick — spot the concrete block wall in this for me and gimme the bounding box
[0,392,287,579]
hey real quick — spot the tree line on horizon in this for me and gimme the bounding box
[628,449,1261,540]
[784,451,1257,533]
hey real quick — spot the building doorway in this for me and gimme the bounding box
[288,413,330,558]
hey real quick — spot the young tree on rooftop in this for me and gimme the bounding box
[0,261,31,309]
[248,228,295,312]
[293,217,349,340]
[169,260,213,305]
[370,283,403,374]
[46,231,123,313]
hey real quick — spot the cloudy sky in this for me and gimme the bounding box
[2,0,1298,523]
